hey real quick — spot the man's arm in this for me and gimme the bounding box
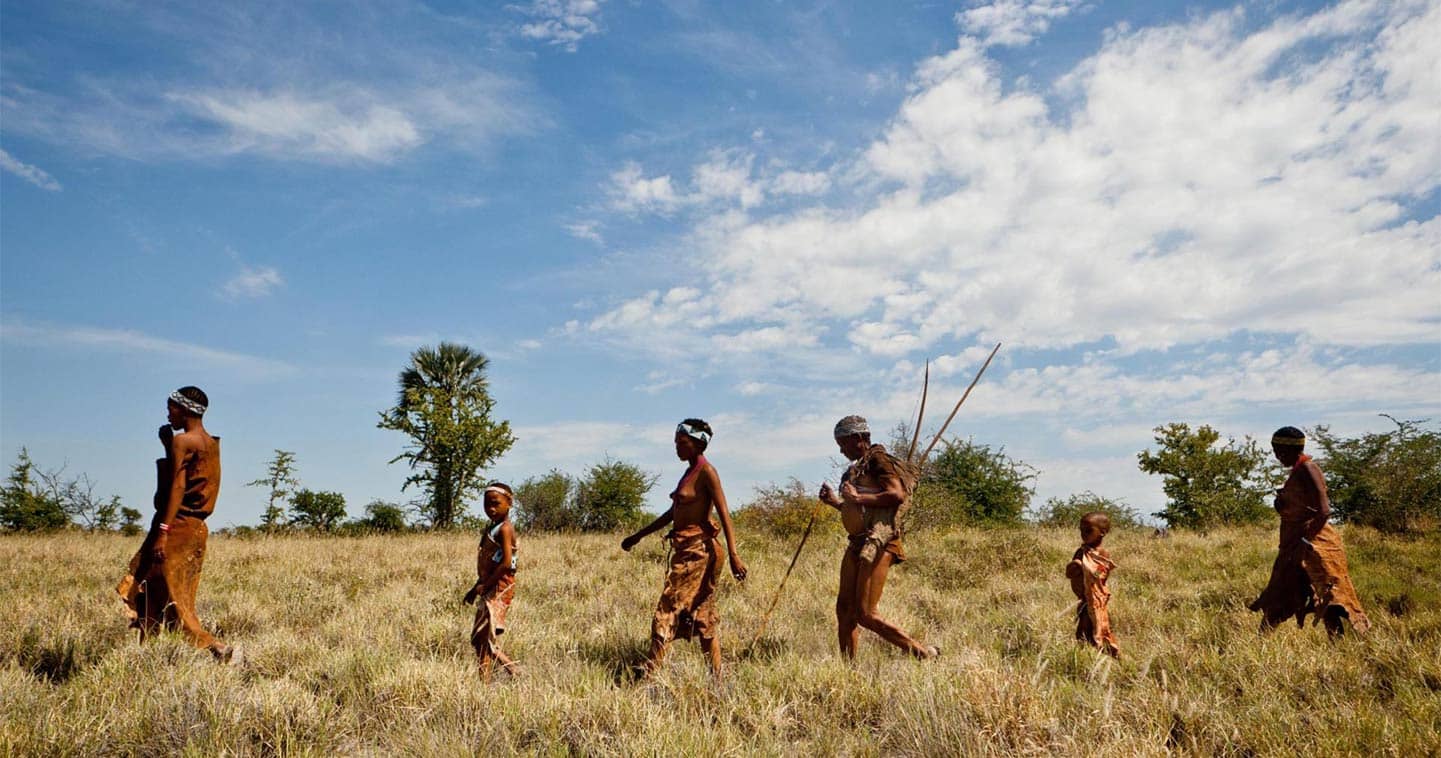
[622,509,674,551]
[150,433,194,561]
[840,454,906,510]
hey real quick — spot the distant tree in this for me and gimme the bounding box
[1,449,69,531]
[1137,423,1278,530]
[248,450,300,533]
[735,478,841,538]
[1031,491,1143,529]
[90,495,122,532]
[358,499,409,533]
[377,342,516,529]
[514,469,577,532]
[1311,416,1441,534]
[119,506,145,536]
[911,438,1037,528]
[289,489,348,532]
[574,457,657,532]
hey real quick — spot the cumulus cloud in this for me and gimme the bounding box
[0,148,62,191]
[958,0,1085,47]
[515,0,605,52]
[565,220,605,244]
[220,264,284,299]
[588,1,1441,364]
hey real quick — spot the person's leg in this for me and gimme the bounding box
[836,550,860,659]
[164,521,224,656]
[854,551,931,658]
[700,634,722,680]
[1323,605,1347,639]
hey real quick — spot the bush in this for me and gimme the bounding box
[289,489,348,532]
[1,449,72,532]
[356,500,409,533]
[1137,423,1278,530]
[734,479,841,538]
[573,457,657,532]
[1312,417,1441,534]
[1029,491,1143,529]
[912,438,1036,528]
[514,470,577,532]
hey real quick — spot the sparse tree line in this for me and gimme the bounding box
[4,341,1437,536]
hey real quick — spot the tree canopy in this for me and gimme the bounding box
[377,342,516,529]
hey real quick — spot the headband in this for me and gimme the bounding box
[677,422,711,445]
[169,390,207,416]
[484,485,512,499]
[833,415,869,438]
[1271,433,1306,447]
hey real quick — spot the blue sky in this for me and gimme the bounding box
[3,0,1438,527]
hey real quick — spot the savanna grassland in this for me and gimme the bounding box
[2,526,1438,756]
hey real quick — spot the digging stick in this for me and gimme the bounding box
[747,501,823,653]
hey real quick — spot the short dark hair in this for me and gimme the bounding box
[680,418,713,452]
[1080,511,1111,534]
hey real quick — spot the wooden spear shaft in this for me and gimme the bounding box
[918,342,1002,465]
[906,359,930,463]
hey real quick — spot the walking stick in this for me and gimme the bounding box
[918,343,1001,465]
[746,501,823,654]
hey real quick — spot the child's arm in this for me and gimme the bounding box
[621,509,673,551]
[1065,550,1086,600]
[477,521,516,594]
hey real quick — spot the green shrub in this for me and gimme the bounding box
[734,479,840,538]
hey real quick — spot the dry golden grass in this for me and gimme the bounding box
[2,526,1438,756]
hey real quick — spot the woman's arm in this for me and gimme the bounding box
[703,465,747,580]
[1300,462,1331,536]
[622,509,674,550]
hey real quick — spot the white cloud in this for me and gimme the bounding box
[515,0,605,52]
[958,0,1085,47]
[608,163,681,213]
[221,264,284,299]
[587,1,1441,364]
[770,170,831,196]
[171,90,420,163]
[0,319,293,377]
[565,220,604,244]
[0,6,543,165]
[0,148,62,191]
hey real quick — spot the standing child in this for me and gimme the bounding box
[1065,512,1120,659]
[464,482,519,681]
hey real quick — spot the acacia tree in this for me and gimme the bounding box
[248,449,300,532]
[0,449,68,531]
[377,342,516,529]
[1311,416,1441,533]
[1137,423,1278,530]
[289,489,348,532]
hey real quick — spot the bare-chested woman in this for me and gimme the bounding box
[621,418,747,679]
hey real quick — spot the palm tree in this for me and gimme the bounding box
[379,342,515,528]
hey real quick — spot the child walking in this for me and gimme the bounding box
[464,482,520,681]
[1065,512,1120,659]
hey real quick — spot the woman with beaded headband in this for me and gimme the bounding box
[464,482,520,680]
[1248,426,1370,637]
[622,418,748,680]
[116,386,233,661]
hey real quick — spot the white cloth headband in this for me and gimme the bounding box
[484,485,512,498]
[169,391,206,416]
[677,422,711,444]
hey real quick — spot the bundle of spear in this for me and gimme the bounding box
[745,343,1002,652]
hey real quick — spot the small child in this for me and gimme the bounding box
[463,482,519,680]
[1065,512,1120,659]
